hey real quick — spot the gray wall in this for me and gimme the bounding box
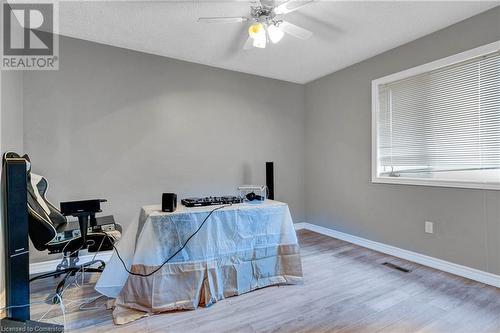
[2,71,23,153]
[23,37,305,262]
[305,7,500,275]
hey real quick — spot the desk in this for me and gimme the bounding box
[95,200,303,324]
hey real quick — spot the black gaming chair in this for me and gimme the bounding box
[6,152,122,301]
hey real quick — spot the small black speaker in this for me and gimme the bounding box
[162,193,177,212]
[266,162,274,200]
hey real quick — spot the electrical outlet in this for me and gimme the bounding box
[425,221,434,234]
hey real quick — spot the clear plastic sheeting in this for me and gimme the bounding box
[95,200,303,324]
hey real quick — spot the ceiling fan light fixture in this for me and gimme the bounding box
[248,22,267,48]
[199,0,315,51]
[267,24,284,44]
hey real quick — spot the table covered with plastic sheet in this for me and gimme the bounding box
[95,200,303,324]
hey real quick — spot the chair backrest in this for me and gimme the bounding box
[22,154,66,250]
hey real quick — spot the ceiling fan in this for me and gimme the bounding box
[197,0,315,49]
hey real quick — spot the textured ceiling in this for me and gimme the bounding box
[57,1,499,83]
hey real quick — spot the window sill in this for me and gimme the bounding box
[372,176,500,191]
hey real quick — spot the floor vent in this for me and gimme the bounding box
[382,262,411,273]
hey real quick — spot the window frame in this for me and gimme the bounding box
[371,40,500,190]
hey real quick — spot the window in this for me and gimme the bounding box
[372,41,500,190]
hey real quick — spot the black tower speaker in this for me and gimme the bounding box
[2,157,30,320]
[266,162,274,200]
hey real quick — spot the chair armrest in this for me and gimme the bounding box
[60,199,107,244]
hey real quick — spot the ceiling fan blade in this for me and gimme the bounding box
[197,17,249,24]
[279,21,312,40]
[274,0,314,15]
[243,36,254,50]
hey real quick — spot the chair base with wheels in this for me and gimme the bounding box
[29,254,106,303]
[29,207,121,303]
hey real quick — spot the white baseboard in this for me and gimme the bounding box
[294,222,500,288]
[29,251,113,275]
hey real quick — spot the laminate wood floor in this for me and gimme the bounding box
[29,229,500,333]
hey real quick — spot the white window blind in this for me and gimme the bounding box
[375,48,500,188]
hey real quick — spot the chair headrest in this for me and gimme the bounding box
[2,152,31,172]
